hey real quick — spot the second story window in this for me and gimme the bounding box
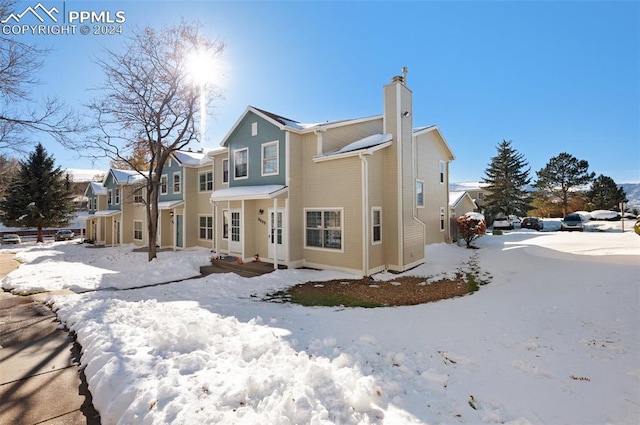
[261,141,278,176]
[160,175,168,195]
[115,188,121,205]
[234,148,248,179]
[416,180,424,207]
[222,159,229,183]
[107,189,113,205]
[173,172,181,194]
[199,172,213,191]
[133,188,143,204]
[439,160,445,184]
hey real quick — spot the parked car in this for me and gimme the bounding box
[509,215,522,227]
[1,234,21,244]
[560,213,584,232]
[521,217,544,231]
[634,217,640,236]
[492,215,513,230]
[54,230,75,241]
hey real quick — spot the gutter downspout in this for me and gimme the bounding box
[359,151,370,277]
[314,128,326,156]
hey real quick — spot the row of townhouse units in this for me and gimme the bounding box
[84,74,456,276]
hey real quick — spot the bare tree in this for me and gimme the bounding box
[0,0,84,152]
[85,22,224,260]
[0,153,20,196]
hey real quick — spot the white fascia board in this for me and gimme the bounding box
[312,141,392,163]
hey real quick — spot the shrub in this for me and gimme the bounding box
[456,213,487,248]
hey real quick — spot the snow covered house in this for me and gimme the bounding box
[208,74,455,275]
[84,169,145,246]
[449,190,478,242]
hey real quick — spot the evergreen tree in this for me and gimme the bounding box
[0,143,76,242]
[482,140,531,216]
[585,174,627,211]
[534,152,595,216]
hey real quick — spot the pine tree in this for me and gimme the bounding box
[0,143,76,242]
[534,152,595,216]
[585,174,627,211]
[482,140,531,216]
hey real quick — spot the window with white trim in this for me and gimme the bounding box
[416,180,424,207]
[172,172,181,194]
[160,175,168,195]
[115,188,121,205]
[107,189,113,205]
[372,207,382,244]
[251,122,258,136]
[133,220,143,240]
[199,215,213,240]
[133,188,143,204]
[261,141,279,176]
[305,209,342,250]
[222,159,229,183]
[199,171,213,191]
[439,160,445,184]
[222,210,229,239]
[234,148,248,179]
[440,207,446,231]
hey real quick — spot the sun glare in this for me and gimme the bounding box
[186,49,219,86]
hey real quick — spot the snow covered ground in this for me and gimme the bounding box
[2,220,639,424]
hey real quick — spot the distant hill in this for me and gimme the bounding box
[620,183,640,211]
[450,181,640,212]
[65,168,105,183]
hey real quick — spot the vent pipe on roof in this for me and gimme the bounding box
[391,67,408,85]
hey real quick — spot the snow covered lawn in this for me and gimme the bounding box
[2,223,639,424]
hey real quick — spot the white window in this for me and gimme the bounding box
[160,175,168,195]
[133,220,143,240]
[478,192,484,200]
[234,148,248,179]
[199,215,213,240]
[199,171,213,191]
[115,188,121,205]
[261,141,278,176]
[305,209,343,250]
[222,209,229,239]
[416,180,424,207]
[107,189,113,205]
[439,160,445,184]
[372,207,382,244]
[134,188,143,204]
[222,159,229,184]
[172,172,181,194]
[251,122,258,136]
[440,207,446,231]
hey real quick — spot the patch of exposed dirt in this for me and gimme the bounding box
[286,274,472,307]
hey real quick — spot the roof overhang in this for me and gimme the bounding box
[158,200,184,210]
[413,125,455,160]
[93,210,121,217]
[210,185,288,202]
[313,140,392,163]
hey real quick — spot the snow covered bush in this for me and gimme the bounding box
[456,212,487,248]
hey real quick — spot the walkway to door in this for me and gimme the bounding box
[200,256,285,278]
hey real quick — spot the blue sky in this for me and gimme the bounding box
[4,0,640,183]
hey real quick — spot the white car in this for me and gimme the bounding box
[492,216,513,230]
[1,234,22,244]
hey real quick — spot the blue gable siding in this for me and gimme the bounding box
[227,112,286,187]
[159,158,184,202]
[103,173,120,211]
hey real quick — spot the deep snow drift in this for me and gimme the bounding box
[2,220,639,424]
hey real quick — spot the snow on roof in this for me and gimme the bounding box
[158,200,184,210]
[173,150,206,166]
[110,169,146,185]
[449,191,467,207]
[413,125,436,133]
[210,185,287,202]
[332,133,393,155]
[450,181,489,191]
[94,210,121,217]
[88,181,107,196]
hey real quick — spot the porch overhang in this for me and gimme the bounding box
[158,200,184,210]
[93,210,121,217]
[210,185,288,202]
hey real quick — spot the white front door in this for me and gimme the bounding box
[268,208,286,261]
[229,210,242,254]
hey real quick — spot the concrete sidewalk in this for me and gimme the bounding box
[0,254,100,424]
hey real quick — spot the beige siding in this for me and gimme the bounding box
[320,119,384,154]
[303,154,363,272]
[416,131,452,245]
[367,152,386,270]
[288,133,305,263]
[131,203,146,246]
